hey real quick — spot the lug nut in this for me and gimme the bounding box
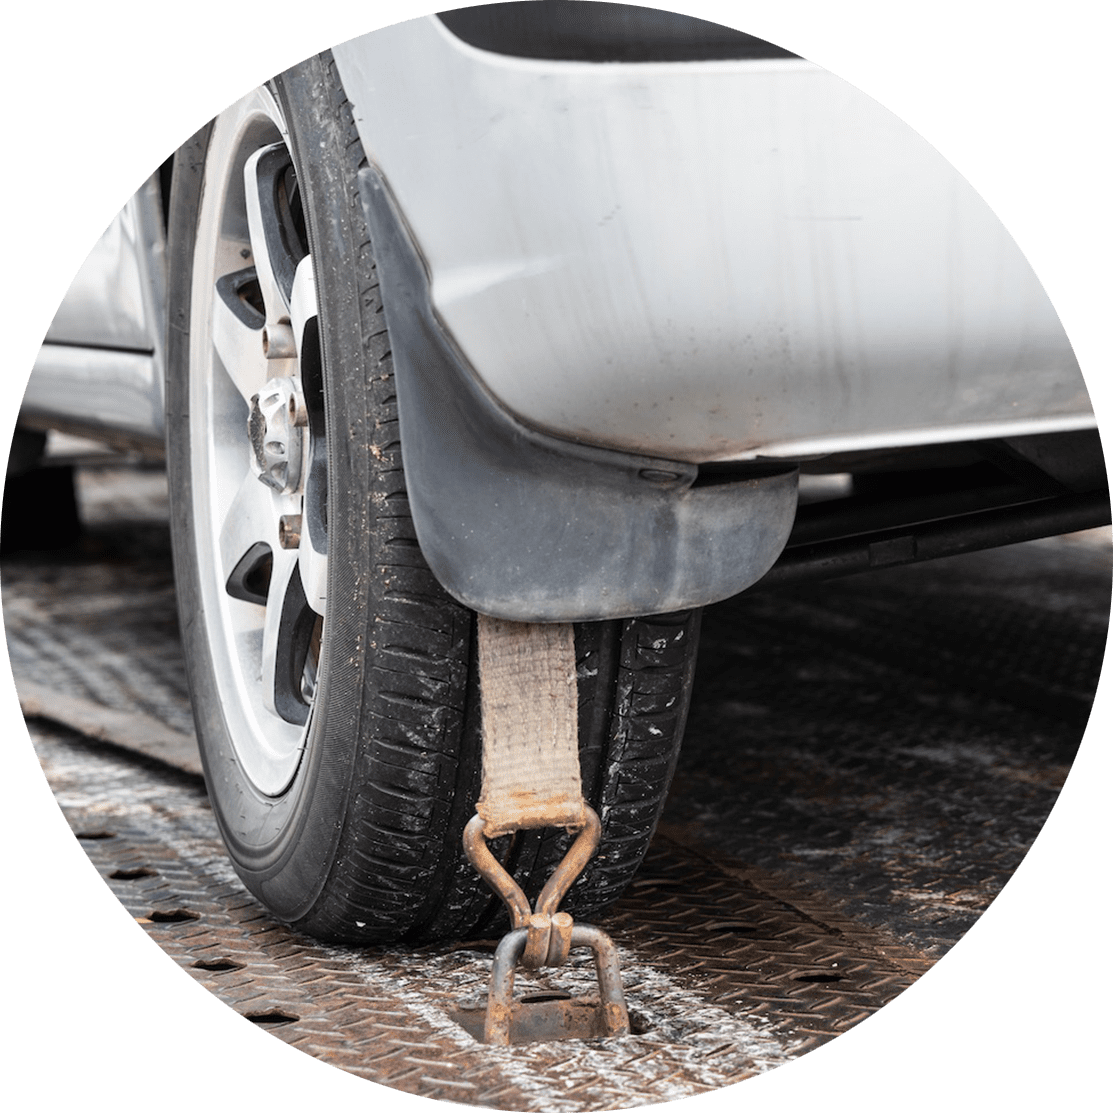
[262,322,297,359]
[288,392,308,428]
[278,514,302,549]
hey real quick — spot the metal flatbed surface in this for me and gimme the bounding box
[4,457,1108,1108]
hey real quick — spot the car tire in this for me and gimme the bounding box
[1,428,80,555]
[165,51,700,944]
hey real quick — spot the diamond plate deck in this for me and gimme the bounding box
[5,458,1108,1107]
[35,720,929,1108]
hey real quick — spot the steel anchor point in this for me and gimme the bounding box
[462,807,631,1046]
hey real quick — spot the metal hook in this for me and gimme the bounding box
[460,805,630,1043]
[462,806,601,931]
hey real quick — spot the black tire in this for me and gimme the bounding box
[1,428,80,555]
[166,51,700,944]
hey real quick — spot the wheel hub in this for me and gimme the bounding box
[248,376,307,494]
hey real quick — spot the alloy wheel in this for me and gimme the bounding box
[188,88,327,795]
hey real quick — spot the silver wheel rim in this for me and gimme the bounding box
[189,88,328,796]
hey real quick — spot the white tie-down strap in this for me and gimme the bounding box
[475,614,587,839]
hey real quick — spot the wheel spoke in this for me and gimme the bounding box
[212,271,267,404]
[299,539,327,616]
[218,472,278,587]
[291,252,324,614]
[290,254,317,351]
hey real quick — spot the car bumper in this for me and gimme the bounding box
[333,15,1092,466]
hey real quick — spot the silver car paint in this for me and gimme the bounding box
[26,176,166,445]
[24,19,1094,465]
[333,17,1092,465]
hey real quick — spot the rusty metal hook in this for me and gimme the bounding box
[462,804,629,1043]
[462,806,602,932]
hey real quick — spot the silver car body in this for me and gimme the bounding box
[333,16,1092,464]
[24,177,167,449]
[20,11,1097,614]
